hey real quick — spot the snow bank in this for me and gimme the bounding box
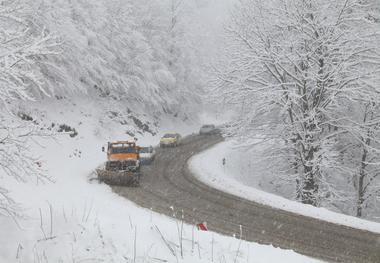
[189,141,380,234]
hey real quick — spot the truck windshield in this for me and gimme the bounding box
[110,145,137,154]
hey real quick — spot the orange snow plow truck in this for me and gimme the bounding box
[97,141,141,186]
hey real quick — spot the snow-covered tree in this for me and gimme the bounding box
[0,1,60,103]
[349,101,380,217]
[0,0,60,218]
[216,0,380,210]
[133,0,203,118]
[343,5,380,217]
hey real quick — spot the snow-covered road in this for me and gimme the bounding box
[113,134,380,263]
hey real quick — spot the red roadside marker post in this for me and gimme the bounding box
[197,222,208,231]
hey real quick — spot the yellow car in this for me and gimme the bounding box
[160,133,182,147]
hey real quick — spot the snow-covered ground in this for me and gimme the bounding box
[190,141,380,234]
[0,99,322,263]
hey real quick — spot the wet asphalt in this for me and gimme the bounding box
[112,134,380,263]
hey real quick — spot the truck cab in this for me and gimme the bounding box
[104,141,140,171]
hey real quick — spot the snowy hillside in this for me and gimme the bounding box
[18,0,208,118]
[0,0,212,221]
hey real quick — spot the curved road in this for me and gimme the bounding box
[112,134,380,263]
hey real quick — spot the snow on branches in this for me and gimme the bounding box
[0,0,59,218]
[217,0,380,216]
[0,0,61,104]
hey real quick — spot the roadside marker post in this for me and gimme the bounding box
[197,222,208,231]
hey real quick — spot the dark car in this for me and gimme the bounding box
[199,124,219,135]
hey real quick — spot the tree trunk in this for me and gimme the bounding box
[301,155,319,206]
[356,174,364,217]
[357,146,368,217]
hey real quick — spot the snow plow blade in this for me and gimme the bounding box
[97,169,140,186]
